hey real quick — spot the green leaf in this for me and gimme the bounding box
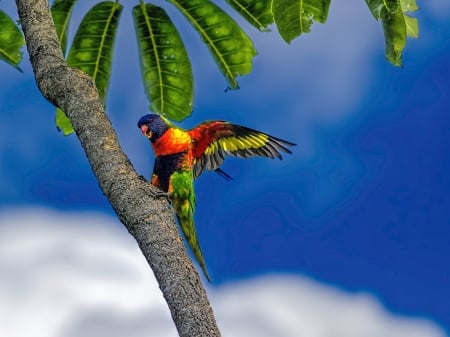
[66,1,123,102]
[168,0,257,89]
[225,0,274,31]
[133,3,194,121]
[381,7,406,66]
[51,0,77,56]
[272,0,331,44]
[57,1,122,136]
[56,108,75,135]
[400,0,418,38]
[0,10,25,70]
[399,0,418,12]
[404,15,418,38]
[365,0,418,66]
[365,0,399,19]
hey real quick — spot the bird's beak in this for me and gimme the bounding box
[140,125,152,139]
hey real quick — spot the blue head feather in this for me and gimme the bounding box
[137,114,169,142]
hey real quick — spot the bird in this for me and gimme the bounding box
[137,113,296,281]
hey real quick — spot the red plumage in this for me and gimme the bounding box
[137,114,295,281]
[188,121,235,159]
[138,114,296,183]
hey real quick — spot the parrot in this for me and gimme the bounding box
[137,113,296,281]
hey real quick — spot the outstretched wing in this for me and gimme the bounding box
[188,121,296,179]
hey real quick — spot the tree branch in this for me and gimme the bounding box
[15,0,221,336]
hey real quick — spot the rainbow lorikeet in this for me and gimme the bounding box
[138,114,295,281]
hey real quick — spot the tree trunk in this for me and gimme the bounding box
[15,0,221,336]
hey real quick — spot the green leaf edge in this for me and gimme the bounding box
[56,1,123,136]
[56,108,75,135]
[366,0,419,66]
[272,0,331,44]
[0,10,25,71]
[168,0,257,89]
[225,0,274,31]
[66,1,123,101]
[132,2,194,122]
[51,0,78,55]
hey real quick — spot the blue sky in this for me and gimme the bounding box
[1,1,449,336]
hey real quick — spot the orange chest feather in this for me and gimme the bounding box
[152,128,192,157]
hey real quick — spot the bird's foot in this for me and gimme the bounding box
[151,190,171,202]
[137,175,147,182]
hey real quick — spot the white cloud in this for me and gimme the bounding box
[213,277,446,337]
[0,208,446,337]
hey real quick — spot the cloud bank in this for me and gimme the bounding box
[0,208,446,337]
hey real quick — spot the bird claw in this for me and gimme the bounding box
[151,190,171,202]
[137,175,147,182]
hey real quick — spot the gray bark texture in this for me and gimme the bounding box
[15,0,221,336]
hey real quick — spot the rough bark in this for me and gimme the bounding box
[15,0,221,336]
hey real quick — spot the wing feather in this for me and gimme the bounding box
[188,121,296,179]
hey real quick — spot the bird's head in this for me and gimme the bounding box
[137,114,169,142]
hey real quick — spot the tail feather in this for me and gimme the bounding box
[176,213,211,282]
[170,170,210,281]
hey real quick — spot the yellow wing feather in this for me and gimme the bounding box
[191,122,295,179]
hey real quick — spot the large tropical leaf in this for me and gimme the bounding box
[57,1,123,135]
[365,0,418,66]
[272,0,331,44]
[168,0,257,90]
[133,3,194,121]
[380,6,406,66]
[366,0,399,19]
[226,0,274,31]
[51,0,77,56]
[66,1,123,101]
[0,10,25,71]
